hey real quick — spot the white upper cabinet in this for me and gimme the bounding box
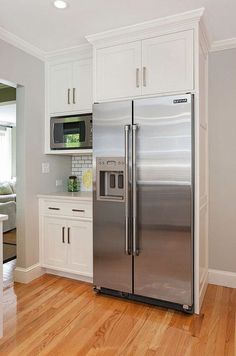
[141,30,194,95]
[93,30,194,102]
[72,59,93,112]
[49,58,92,115]
[96,42,142,101]
[50,63,72,114]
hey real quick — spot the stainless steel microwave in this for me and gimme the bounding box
[50,114,92,150]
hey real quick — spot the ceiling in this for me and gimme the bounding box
[0,0,235,54]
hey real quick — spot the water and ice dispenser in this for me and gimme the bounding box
[96,157,125,201]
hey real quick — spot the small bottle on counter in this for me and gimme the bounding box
[67,176,80,192]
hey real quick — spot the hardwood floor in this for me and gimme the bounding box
[0,275,235,355]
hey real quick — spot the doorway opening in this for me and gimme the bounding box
[0,82,17,288]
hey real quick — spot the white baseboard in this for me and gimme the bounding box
[45,268,93,284]
[14,263,44,284]
[208,269,236,289]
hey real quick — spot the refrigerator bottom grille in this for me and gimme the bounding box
[94,287,194,314]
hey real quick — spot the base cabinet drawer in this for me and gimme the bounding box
[41,215,93,277]
[43,200,92,218]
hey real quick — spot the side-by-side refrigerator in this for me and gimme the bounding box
[93,94,194,313]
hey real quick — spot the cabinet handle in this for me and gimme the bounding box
[62,227,65,243]
[136,68,140,88]
[48,207,60,210]
[67,88,71,104]
[72,209,85,213]
[73,88,76,104]
[68,227,71,244]
[143,66,147,87]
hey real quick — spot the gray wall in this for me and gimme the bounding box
[209,48,236,273]
[0,39,71,268]
[11,126,16,178]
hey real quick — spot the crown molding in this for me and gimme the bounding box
[0,25,46,61]
[86,8,205,47]
[0,25,92,62]
[210,37,236,52]
[45,43,92,61]
[199,19,211,54]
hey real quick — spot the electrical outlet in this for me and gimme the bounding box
[42,162,50,174]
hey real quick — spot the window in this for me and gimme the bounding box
[0,126,12,181]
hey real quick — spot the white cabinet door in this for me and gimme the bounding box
[50,63,72,114]
[67,220,93,276]
[42,217,67,268]
[72,59,93,112]
[96,42,142,101]
[141,30,194,95]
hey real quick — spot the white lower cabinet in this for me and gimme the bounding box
[67,220,93,275]
[43,217,68,268]
[39,197,93,280]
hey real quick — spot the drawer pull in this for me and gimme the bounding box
[48,207,60,210]
[72,209,85,213]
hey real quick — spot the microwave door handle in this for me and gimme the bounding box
[50,121,55,149]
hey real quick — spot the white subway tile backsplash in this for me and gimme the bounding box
[72,154,92,180]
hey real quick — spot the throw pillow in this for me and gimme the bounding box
[9,179,16,193]
[0,182,13,195]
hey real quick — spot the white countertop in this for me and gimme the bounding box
[37,191,92,202]
[0,214,8,222]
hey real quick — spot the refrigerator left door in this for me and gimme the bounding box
[93,100,133,293]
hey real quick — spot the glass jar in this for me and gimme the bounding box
[67,176,79,192]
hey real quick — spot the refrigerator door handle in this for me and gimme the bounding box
[132,124,139,256]
[124,124,131,255]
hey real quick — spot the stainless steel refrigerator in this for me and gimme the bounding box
[93,94,194,313]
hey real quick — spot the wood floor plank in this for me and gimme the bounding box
[0,275,235,355]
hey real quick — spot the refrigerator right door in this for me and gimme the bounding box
[133,94,193,308]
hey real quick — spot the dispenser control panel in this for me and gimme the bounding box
[96,157,125,202]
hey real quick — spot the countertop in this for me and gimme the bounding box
[37,191,92,202]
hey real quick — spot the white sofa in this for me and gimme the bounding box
[0,181,16,232]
